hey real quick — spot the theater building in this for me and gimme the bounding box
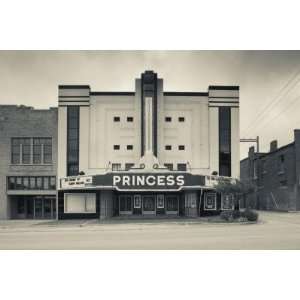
[0,105,57,219]
[58,70,240,219]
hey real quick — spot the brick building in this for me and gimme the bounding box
[0,105,57,219]
[240,130,300,211]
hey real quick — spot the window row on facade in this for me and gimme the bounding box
[113,145,134,150]
[113,116,134,122]
[165,145,185,151]
[111,163,187,171]
[7,176,56,190]
[165,116,185,122]
[113,145,186,151]
[11,137,52,165]
[113,116,185,123]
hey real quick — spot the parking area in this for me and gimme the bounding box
[0,211,300,249]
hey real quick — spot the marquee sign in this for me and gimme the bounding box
[94,172,205,191]
[60,172,206,191]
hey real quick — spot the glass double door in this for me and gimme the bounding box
[119,195,179,216]
[25,196,56,219]
[142,195,156,215]
[119,194,156,215]
[33,197,54,218]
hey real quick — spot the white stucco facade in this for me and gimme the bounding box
[57,71,240,181]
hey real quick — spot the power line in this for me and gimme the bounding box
[242,67,300,136]
[247,94,300,134]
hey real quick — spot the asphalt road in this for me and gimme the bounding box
[0,211,300,249]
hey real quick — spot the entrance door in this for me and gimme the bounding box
[119,195,133,215]
[166,195,179,215]
[34,197,43,218]
[44,197,53,219]
[142,195,156,215]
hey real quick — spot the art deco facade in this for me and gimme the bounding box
[57,71,240,219]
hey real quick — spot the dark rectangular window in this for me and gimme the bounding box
[125,163,134,171]
[114,145,120,150]
[7,176,56,190]
[30,177,36,189]
[50,177,56,190]
[36,177,43,189]
[164,163,173,171]
[11,138,21,164]
[178,145,185,151]
[177,163,187,171]
[112,163,121,171]
[165,117,172,122]
[178,117,185,122]
[42,138,52,164]
[127,117,133,122]
[33,138,42,164]
[127,145,133,150]
[23,177,29,189]
[8,177,15,190]
[165,145,172,150]
[219,107,231,176]
[278,154,285,173]
[67,106,79,176]
[16,177,22,189]
[43,177,49,190]
[280,179,287,187]
[22,138,31,164]
[114,116,120,122]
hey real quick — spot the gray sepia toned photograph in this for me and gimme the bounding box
[1,50,300,249]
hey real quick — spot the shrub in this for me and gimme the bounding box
[220,211,233,221]
[232,210,241,219]
[241,209,258,222]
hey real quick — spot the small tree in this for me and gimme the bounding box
[214,178,255,210]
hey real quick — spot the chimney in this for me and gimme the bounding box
[270,140,278,152]
[248,146,255,160]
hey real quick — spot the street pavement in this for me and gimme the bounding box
[0,211,300,249]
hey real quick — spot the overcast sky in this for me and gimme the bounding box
[1,50,300,159]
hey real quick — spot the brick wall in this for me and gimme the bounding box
[240,134,300,211]
[0,105,58,219]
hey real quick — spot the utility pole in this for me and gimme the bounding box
[240,136,260,152]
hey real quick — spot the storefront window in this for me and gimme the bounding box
[143,196,155,211]
[222,194,234,210]
[134,195,141,208]
[120,195,132,211]
[157,195,164,208]
[166,196,178,211]
[204,193,217,210]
